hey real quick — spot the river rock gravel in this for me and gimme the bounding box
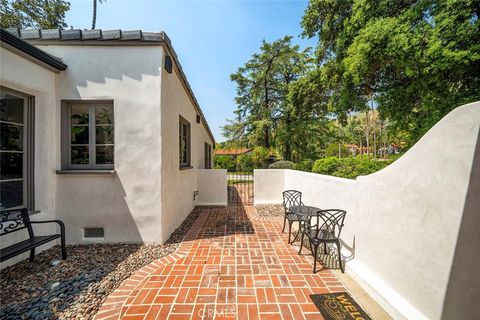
[255,204,284,217]
[0,207,202,320]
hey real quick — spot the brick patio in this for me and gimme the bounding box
[95,206,347,320]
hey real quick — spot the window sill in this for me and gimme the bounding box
[55,170,116,175]
[179,166,193,171]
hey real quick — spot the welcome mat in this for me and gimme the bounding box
[310,292,372,320]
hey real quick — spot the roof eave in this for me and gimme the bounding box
[0,29,67,72]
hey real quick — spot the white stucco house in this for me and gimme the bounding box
[0,28,227,265]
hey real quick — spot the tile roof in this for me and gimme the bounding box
[3,28,215,144]
[5,28,165,42]
[215,148,253,156]
[0,28,67,71]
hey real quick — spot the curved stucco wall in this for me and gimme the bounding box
[254,102,480,319]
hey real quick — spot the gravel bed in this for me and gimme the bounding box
[0,207,203,320]
[255,205,284,217]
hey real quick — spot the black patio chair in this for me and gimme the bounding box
[282,190,306,243]
[299,209,347,273]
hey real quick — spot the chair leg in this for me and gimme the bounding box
[287,220,293,243]
[61,235,67,260]
[298,231,305,254]
[312,243,319,273]
[335,241,344,273]
[323,243,327,254]
[29,248,35,262]
[282,215,287,233]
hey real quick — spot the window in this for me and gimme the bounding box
[204,142,212,169]
[179,116,191,167]
[0,87,34,211]
[62,101,114,169]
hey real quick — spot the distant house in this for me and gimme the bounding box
[0,28,218,265]
[215,148,253,159]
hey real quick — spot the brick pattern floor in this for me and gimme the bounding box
[95,206,347,320]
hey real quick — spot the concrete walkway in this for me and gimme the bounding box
[95,206,349,320]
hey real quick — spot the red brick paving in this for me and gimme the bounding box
[95,206,347,320]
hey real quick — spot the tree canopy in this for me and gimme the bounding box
[301,0,480,142]
[224,0,480,162]
[1,0,71,29]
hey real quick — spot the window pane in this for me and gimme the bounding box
[96,146,114,164]
[0,180,23,210]
[95,105,113,124]
[0,123,23,151]
[0,152,23,180]
[0,94,24,124]
[71,126,89,144]
[71,146,89,164]
[96,126,114,144]
[70,105,89,124]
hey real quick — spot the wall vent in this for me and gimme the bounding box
[196,114,201,123]
[164,55,173,73]
[84,227,104,238]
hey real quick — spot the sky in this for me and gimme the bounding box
[65,0,316,142]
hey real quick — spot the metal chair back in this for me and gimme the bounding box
[312,209,346,240]
[282,190,302,214]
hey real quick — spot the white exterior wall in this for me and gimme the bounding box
[0,48,58,267]
[254,102,480,320]
[160,51,215,242]
[37,45,164,244]
[197,169,227,206]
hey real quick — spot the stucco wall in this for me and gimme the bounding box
[197,169,227,206]
[0,48,58,267]
[37,45,164,244]
[160,50,215,242]
[254,169,285,205]
[254,102,480,320]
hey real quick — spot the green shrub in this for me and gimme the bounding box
[214,155,236,172]
[252,147,270,169]
[325,143,350,157]
[236,153,255,172]
[295,159,315,172]
[268,160,296,169]
[312,157,342,175]
[312,156,387,179]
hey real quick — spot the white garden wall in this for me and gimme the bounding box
[196,169,227,206]
[254,102,480,320]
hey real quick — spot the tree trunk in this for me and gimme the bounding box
[365,110,370,159]
[284,114,292,160]
[92,0,97,30]
[371,99,377,160]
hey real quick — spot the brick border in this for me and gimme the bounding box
[94,210,209,320]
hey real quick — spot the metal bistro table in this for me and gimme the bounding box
[289,205,321,244]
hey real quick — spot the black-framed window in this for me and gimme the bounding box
[204,142,212,169]
[179,116,191,167]
[61,101,114,170]
[0,87,34,211]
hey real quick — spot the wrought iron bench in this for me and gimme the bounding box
[0,208,66,262]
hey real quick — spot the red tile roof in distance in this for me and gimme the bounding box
[215,148,253,156]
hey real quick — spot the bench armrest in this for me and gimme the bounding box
[29,220,66,235]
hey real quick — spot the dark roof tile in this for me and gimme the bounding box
[60,29,82,40]
[41,29,61,40]
[82,29,102,40]
[120,30,142,40]
[5,28,19,37]
[101,29,122,40]
[20,29,40,39]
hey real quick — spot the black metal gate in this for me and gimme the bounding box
[227,172,254,205]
